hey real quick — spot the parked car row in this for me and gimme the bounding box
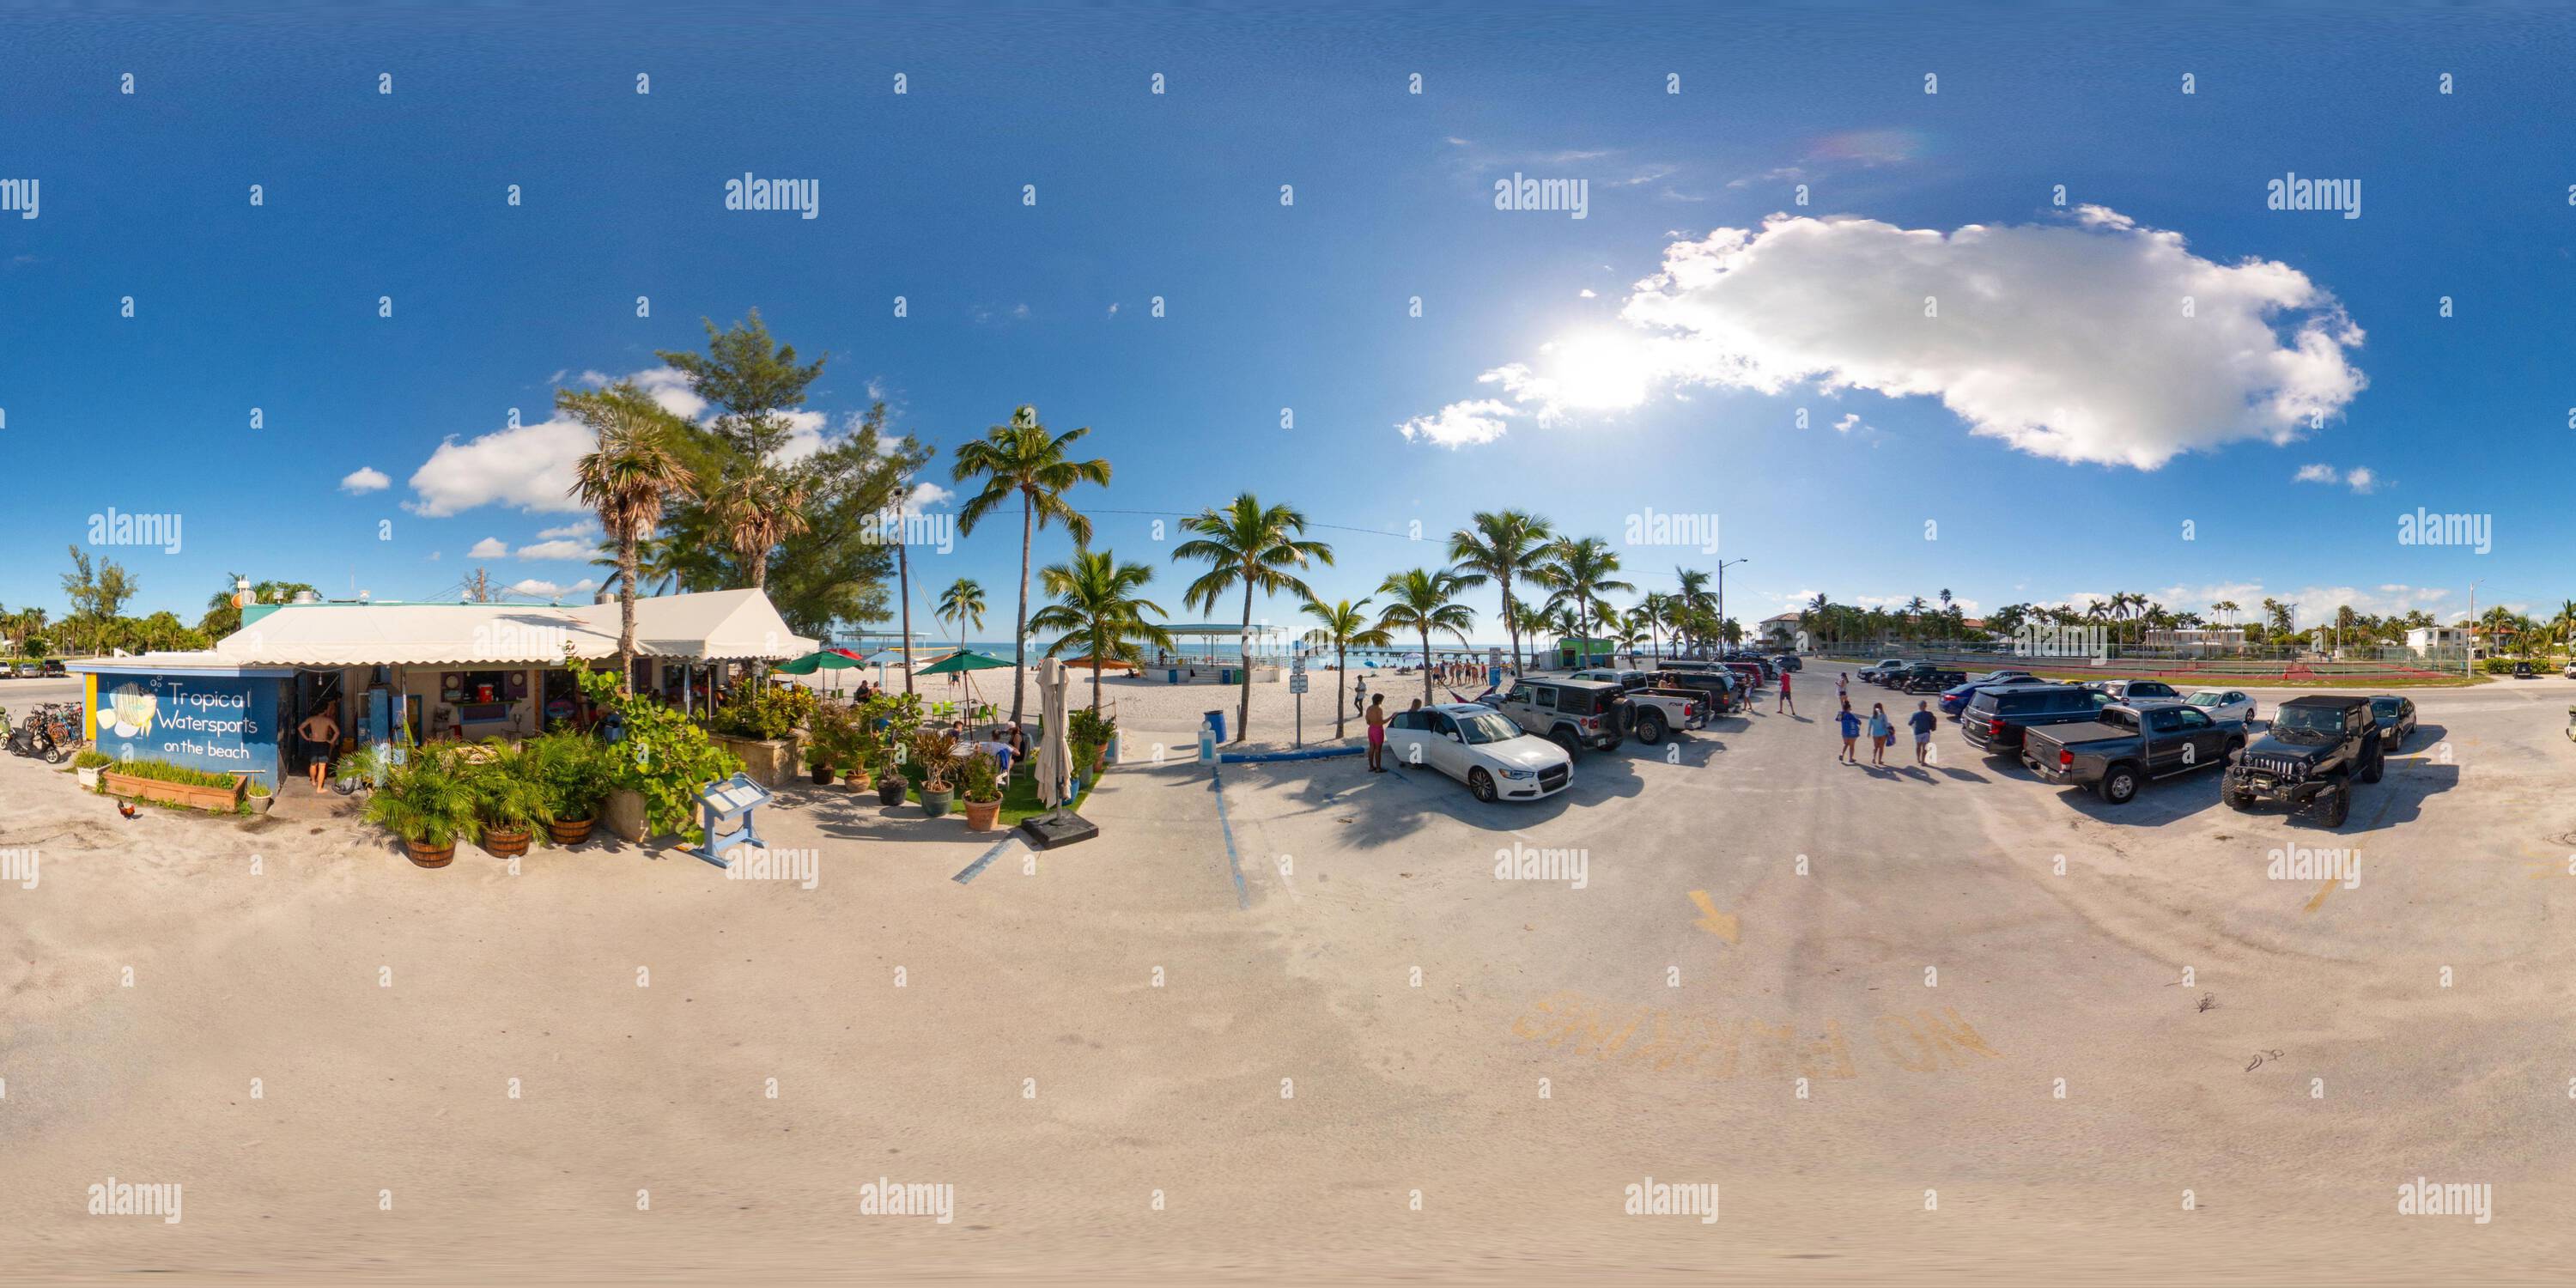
[6,660,66,678]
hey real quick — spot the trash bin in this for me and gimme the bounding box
[1203,709,1226,743]
[1220,668,1236,686]
[1167,669,1181,684]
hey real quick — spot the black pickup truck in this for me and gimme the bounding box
[1895,662,1969,694]
[2221,695,2383,827]
[2021,701,2246,805]
[1651,668,1739,715]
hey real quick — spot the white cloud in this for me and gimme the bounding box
[536,519,599,540]
[1420,207,2366,465]
[1577,289,1597,298]
[507,577,597,599]
[1832,413,1862,434]
[466,538,509,559]
[407,416,593,518]
[769,408,831,466]
[513,538,590,561]
[2293,463,2379,494]
[906,481,953,513]
[1397,398,1516,448]
[339,466,391,494]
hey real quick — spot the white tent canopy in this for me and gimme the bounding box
[174,588,819,669]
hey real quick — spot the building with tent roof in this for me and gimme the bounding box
[67,588,814,790]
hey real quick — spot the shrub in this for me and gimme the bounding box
[73,750,112,769]
[464,742,555,835]
[909,729,960,792]
[957,748,1001,804]
[808,701,869,775]
[102,758,242,790]
[525,731,615,821]
[710,684,813,740]
[862,692,925,781]
[1067,707,1115,749]
[572,656,743,841]
[364,757,479,848]
[246,778,272,799]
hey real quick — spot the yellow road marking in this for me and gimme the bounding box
[1688,890,1739,943]
[2303,879,2337,913]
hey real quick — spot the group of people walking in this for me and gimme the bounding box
[1829,671,1936,768]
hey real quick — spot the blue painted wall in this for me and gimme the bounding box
[89,672,286,787]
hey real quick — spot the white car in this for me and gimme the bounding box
[1383,702,1573,801]
[2184,689,2257,728]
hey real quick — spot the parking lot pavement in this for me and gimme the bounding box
[8,680,2573,1276]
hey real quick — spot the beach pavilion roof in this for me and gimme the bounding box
[73,589,818,672]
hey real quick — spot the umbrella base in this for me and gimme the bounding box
[1018,809,1099,850]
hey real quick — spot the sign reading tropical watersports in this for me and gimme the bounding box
[90,674,285,786]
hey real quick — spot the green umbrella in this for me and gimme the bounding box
[771,648,868,676]
[914,649,1015,676]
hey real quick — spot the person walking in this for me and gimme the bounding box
[1909,700,1937,766]
[1868,702,1892,766]
[298,702,341,791]
[1835,700,1861,764]
[1354,675,1370,720]
[1365,693,1388,772]
[1776,666,1795,714]
[1836,671,1850,705]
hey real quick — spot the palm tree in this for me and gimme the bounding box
[565,383,697,694]
[1171,494,1334,743]
[937,578,986,661]
[1674,568,1716,653]
[1531,538,1633,661]
[1508,602,1552,664]
[951,405,1114,731]
[708,465,811,590]
[1637,592,1675,662]
[1446,510,1553,678]
[1027,550,1174,717]
[1299,597,1392,738]
[1374,569,1476,705]
[2210,599,2239,629]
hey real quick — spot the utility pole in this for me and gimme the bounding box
[2466,579,2483,677]
[1716,557,1749,655]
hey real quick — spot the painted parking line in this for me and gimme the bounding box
[952,833,1025,884]
[1209,765,1249,909]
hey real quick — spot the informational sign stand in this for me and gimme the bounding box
[1288,659,1309,747]
[692,772,771,869]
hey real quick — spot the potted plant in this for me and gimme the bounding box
[466,744,554,859]
[528,732,611,845]
[806,701,856,786]
[957,748,1003,832]
[245,777,274,815]
[863,692,923,806]
[910,729,958,818]
[363,754,479,868]
[73,749,110,790]
[1069,708,1116,775]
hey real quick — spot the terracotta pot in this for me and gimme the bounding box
[919,785,954,818]
[483,825,532,859]
[406,839,455,868]
[963,798,1001,832]
[877,775,908,807]
[548,817,596,846]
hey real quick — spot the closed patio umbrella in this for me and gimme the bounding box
[1036,656,1071,810]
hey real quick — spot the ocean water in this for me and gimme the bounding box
[836,639,1522,664]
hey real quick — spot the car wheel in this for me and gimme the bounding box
[1635,710,1667,744]
[2101,767,2139,805]
[1468,769,1497,803]
[2360,749,2384,783]
[1551,728,1583,759]
[2225,792,2252,811]
[2320,785,2351,828]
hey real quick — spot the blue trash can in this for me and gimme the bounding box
[1203,709,1226,742]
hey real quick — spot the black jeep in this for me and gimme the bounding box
[2221,694,2383,828]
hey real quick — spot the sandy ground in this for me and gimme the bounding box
[5,673,2575,1282]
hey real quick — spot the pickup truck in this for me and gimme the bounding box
[2021,701,2246,805]
[1650,668,1739,715]
[2221,694,2383,827]
[1487,677,1632,756]
[1895,662,1968,694]
[1621,684,1709,744]
[1856,660,1911,686]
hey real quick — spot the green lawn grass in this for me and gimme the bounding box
[893,759,1096,824]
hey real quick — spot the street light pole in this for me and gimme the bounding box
[1716,557,1749,654]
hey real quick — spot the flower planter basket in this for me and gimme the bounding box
[102,769,245,813]
[482,825,532,859]
[962,798,1001,832]
[548,817,597,846]
[405,840,455,868]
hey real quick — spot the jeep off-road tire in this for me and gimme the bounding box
[2100,765,2140,805]
[1551,728,1583,760]
[1635,709,1668,745]
[2321,784,2351,828]
[2360,748,2384,784]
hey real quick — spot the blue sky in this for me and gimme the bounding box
[5,3,2573,641]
